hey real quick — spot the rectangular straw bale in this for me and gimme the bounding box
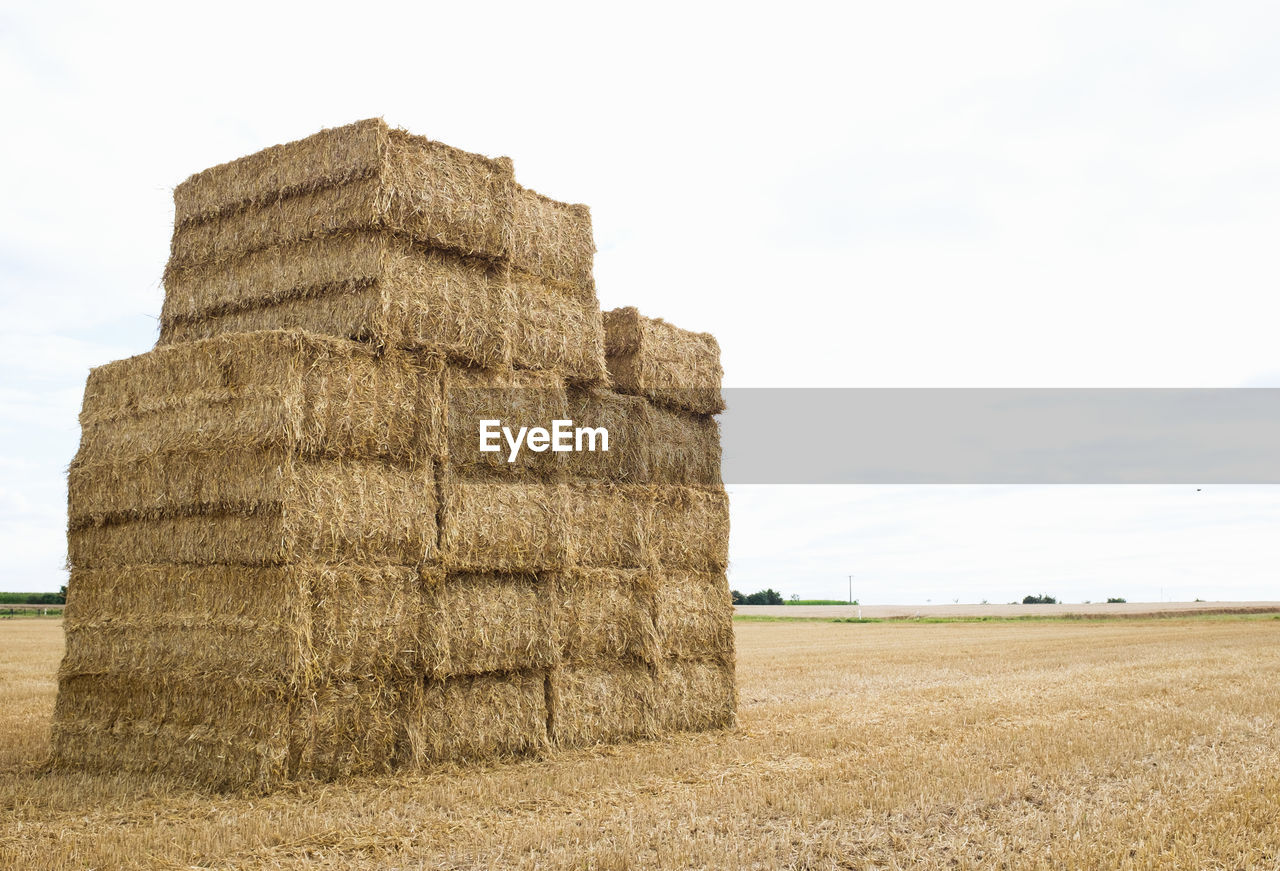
[509,185,595,288]
[603,307,724,415]
[168,119,516,273]
[439,480,651,571]
[289,678,406,780]
[68,459,437,568]
[444,364,566,480]
[161,234,508,367]
[439,479,570,572]
[49,672,295,789]
[60,564,309,681]
[307,564,429,678]
[562,482,648,568]
[68,449,433,530]
[645,404,722,488]
[401,671,549,765]
[559,391,721,486]
[548,662,656,747]
[645,486,731,572]
[503,269,607,382]
[77,330,440,463]
[553,569,658,665]
[51,716,290,790]
[562,387,649,482]
[421,573,558,678]
[502,186,604,380]
[653,570,735,662]
[172,119,389,226]
[62,564,424,680]
[67,445,430,527]
[652,658,737,733]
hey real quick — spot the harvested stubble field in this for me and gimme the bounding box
[3,616,1279,869]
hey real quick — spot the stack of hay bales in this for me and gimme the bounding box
[51,119,734,789]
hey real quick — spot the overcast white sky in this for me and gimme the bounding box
[2,1,1278,600]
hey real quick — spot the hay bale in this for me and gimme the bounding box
[77,330,440,464]
[504,268,607,382]
[509,185,595,288]
[50,672,296,789]
[60,564,310,681]
[645,404,722,488]
[554,569,659,665]
[160,238,605,380]
[439,479,571,572]
[306,564,430,678]
[438,480,728,572]
[646,486,731,572]
[68,456,437,568]
[172,119,388,226]
[168,119,517,274]
[165,123,607,381]
[440,480,657,572]
[654,570,735,662]
[289,679,407,779]
[502,187,605,381]
[421,573,558,678]
[563,387,650,483]
[444,365,567,480]
[401,671,549,764]
[68,449,432,526]
[548,662,656,747]
[60,564,425,681]
[603,307,724,415]
[51,562,431,788]
[161,234,507,367]
[652,659,736,733]
[559,389,722,487]
[562,483,648,568]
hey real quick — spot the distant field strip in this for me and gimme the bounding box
[741,600,1280,619]
[2,617,1278,869]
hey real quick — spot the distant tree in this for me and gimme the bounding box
[1022,593,1058,605]
[730,590,745,605]
[1106,597,1126,603]
[0,591,67,605]
[790,594,800,602]
[743,588,784,605]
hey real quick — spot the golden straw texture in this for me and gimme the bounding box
[603,307,724,415]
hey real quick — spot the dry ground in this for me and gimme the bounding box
[2,616,1278,870]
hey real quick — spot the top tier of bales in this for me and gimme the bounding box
[165,117,593,286]
[160,119,605,382]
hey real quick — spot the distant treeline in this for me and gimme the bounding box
[732,589,785,605]
[0,587,66,605]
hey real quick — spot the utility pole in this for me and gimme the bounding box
[848,575,853,605]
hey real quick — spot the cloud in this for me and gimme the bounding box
[728,485,1280,604]
[3,0,1280,595]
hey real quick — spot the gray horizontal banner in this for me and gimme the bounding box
[719,389,1280,484]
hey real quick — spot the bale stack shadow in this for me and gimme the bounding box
[51,120,735,789]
